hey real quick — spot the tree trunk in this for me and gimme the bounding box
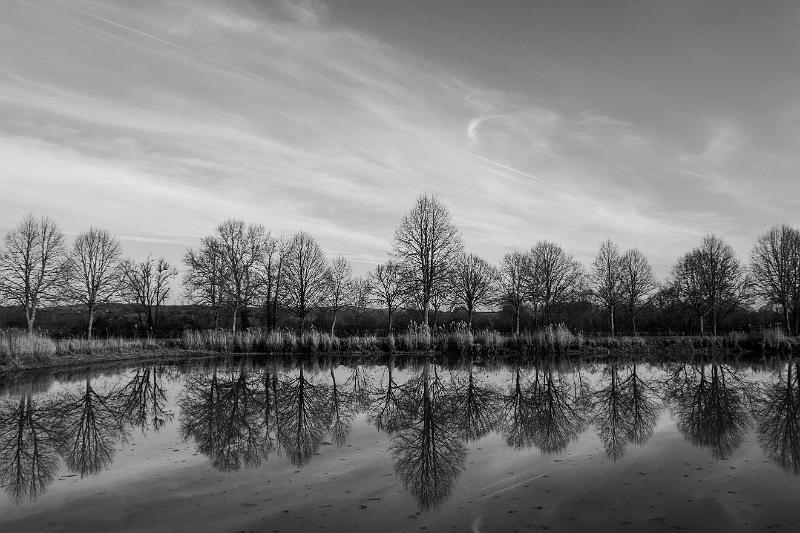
[795,310,799,338]
[784,304,791,335]
[515,308,520,335]
[331,310,337,337]
[265,273,273,330]
[232,306,238,334]
[88,306,95,339]
[712,311,718,337]
[610,305,615,338]
[423,300,430,328]
[388,310,393,333]
[699,315,705,336]
[467,307,473,329]
[632,313,637,336]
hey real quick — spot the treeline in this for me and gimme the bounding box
[1,194,799,338]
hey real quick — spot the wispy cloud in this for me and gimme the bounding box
[2,0,799,279]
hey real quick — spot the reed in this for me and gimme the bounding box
[0,330,57,366]
[759,327,791,351]
[56,336,157,354]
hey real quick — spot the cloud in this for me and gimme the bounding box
[2,0,792,281]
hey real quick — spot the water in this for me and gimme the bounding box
[0,354,799,532]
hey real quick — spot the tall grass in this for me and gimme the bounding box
[55,336,160,355]
[0,330,56,366]
[3,325,797,371]
[759,327,792,351]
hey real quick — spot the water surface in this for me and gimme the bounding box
[1,354,799,532]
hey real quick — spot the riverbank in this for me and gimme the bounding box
[1,325,795,373]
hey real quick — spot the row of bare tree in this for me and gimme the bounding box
[183,194,800,336]
[3,195,800,336]
[0,214,177,337]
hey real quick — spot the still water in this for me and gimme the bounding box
[0,354,799,532]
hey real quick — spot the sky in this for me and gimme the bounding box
[2,0,800,284]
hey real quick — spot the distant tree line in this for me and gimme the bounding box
[2,194,800,337]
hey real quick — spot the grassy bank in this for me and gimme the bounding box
[180,324,586,355]
[1,326,797,372]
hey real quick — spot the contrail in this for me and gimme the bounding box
[13,0,279,89]
[457,148,545,184]
[12,0,198,68]
[81,10,282,87]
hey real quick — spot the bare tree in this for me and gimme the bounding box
[368,262,404,332]
[672,237,749,336]
[452,253,497,328]
[671,250,711,335]
[120,255,178,335]
[349,276,371,329]
[497,251,530,334]
[529,241,584,324]
[751,225,800,334]
[215,220,269,333]
[282,231,329,332]
[183,236,226,328]
[325,255,352,336]
[619,248,658,335]
[698,235,748,335]
[0,214,65,334]
[63,228,122,338]
[591,239,624,336]
[260,235,285,330]
[429,280,454,328]
[267,237,291,330]
[392,194,463,329]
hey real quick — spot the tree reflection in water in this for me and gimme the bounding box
[390,359,466,511]
[449,364,500,442]
[529,363,589,454]
[275,365,329,467]
[115,366,173,433]
[0,395,62,504]
[7,357,800,510]
[501,363,587,454]
[592,363,661,461]
[667,363,752,459]
[180,364,269,472]
[756,360,800,474]
[327,367,355,447]
[344,364,376,412]
[369,363,405,433]
[501,366,536,449]
[57,377,127,477]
